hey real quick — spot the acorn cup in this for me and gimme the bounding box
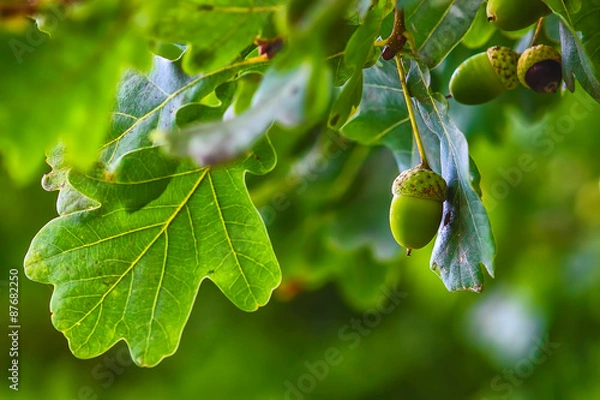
[449,46,519,105]
[389,166,448,255]
[486,0,550,32]
[517,44,562,94]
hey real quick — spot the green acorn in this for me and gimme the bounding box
[487,0,550,31]
[449,46,519,105]
[517,44,562,94]
[389,166,447,254]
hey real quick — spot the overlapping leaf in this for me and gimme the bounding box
[160,0,361,165]
[143,0,285,74]
[341,58,439,171]
[162,54,331,166]
[24,56,281,366]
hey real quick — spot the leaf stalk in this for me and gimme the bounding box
[394,55,429,169]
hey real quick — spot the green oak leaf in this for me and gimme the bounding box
[544,0,600,100]
[143,0,284,74]
[162,52,332,166]
[160,0,363,166]
[408,59,495,292]
[25,141,280,367]
[329,0,392,130]
[24,56,281,367]
[342,57,495,292]
[341,58,440,172]
[41,145,97,216]
[102,56,268,165]
[405,0,483,68]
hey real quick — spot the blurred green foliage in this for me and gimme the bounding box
[1,0,600,398]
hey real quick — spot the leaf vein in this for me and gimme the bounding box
[207,172,258,308]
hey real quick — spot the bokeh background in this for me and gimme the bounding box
[2,14,600,400]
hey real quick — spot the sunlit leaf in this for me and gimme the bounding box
[24,57,281,367]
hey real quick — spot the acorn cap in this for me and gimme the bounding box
[487,46,519,90]
[392,167,447,203]
[518,44,562,92]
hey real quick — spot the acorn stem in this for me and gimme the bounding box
[395,55,430,170]
[531,17,545,46]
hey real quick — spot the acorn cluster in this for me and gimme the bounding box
[449,0,562,105]
[387,0,563,256]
